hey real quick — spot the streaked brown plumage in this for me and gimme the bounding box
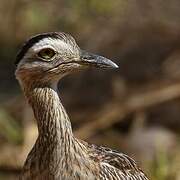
[15,32,149,180]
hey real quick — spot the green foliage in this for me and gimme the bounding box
[149,146,180,180]
[24,4,49,31]
[0,107,22,144]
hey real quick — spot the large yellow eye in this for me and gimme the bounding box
[38,48,56,60]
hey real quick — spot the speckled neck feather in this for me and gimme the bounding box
[28,86,73,143]
[21,82,98,179]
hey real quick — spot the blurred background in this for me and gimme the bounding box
[0,0,180,179]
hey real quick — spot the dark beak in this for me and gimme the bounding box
[79,50,119,69]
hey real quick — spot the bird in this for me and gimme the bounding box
[15,32,149,180]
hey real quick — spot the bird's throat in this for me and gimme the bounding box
[21,83,96,178]
[25,85,74,151]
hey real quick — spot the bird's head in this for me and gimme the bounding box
[15,32,118,87]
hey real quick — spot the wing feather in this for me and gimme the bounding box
[88,144,149,180]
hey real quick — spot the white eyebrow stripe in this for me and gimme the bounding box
[31,45,56,52]
[31,38,74,54]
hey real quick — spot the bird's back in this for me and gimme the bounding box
[87,142,149,180]
[20,139,148,180]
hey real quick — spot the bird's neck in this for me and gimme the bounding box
[24,84,74,150]
[21,82,98,178]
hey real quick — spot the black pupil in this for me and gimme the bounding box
[45,49,51,55]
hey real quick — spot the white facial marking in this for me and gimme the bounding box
[25,37,75,59]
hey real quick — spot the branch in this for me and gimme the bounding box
[75,81,180,139]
